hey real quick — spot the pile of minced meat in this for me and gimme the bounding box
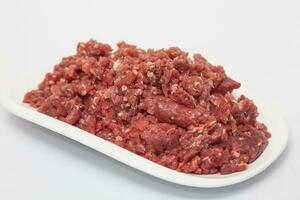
[24,40,271,175]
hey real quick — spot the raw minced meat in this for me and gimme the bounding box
[24,40,271,175]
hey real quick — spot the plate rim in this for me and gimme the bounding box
[0,87,289,188]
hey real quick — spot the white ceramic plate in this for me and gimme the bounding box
[0,69,288,188]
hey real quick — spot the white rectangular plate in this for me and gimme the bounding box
[0,69,288,188]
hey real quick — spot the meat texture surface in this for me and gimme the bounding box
[24,40,271,174]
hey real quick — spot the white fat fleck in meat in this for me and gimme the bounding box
[232,151,240,158]
[194,81,200,86]
[125,103,130,107]
[107,132,113,137]
[237,100,246,110]
[91,96,100,110]
[117,111,125,117]
[244,132,252,137]
[115,136,123,141]
[147,71,154,78]
[59,78,67,83]
[124,128,130,133]
[158,104,164,109]
[93,43,99,48]
[202,156,212,163]
[208,120,217,126]
[237,162,246,167]
[146,61,153,65]
[132,70,138,75]
[74,104,81,110]
[80,82,87,95]
[121,85,128,92]
[257,141,262,146]
[136,89,143,95]
[190,126,204,133]
[146,62,155,69]
[152,90,158,95]
[83,62,89,68]
[113,59,121,69]
[170,84,179,93]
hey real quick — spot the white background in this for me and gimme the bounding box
[0,0,299,199]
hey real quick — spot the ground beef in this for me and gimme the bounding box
[23,39,271,175]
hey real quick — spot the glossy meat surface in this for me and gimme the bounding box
[24,40,271,174]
